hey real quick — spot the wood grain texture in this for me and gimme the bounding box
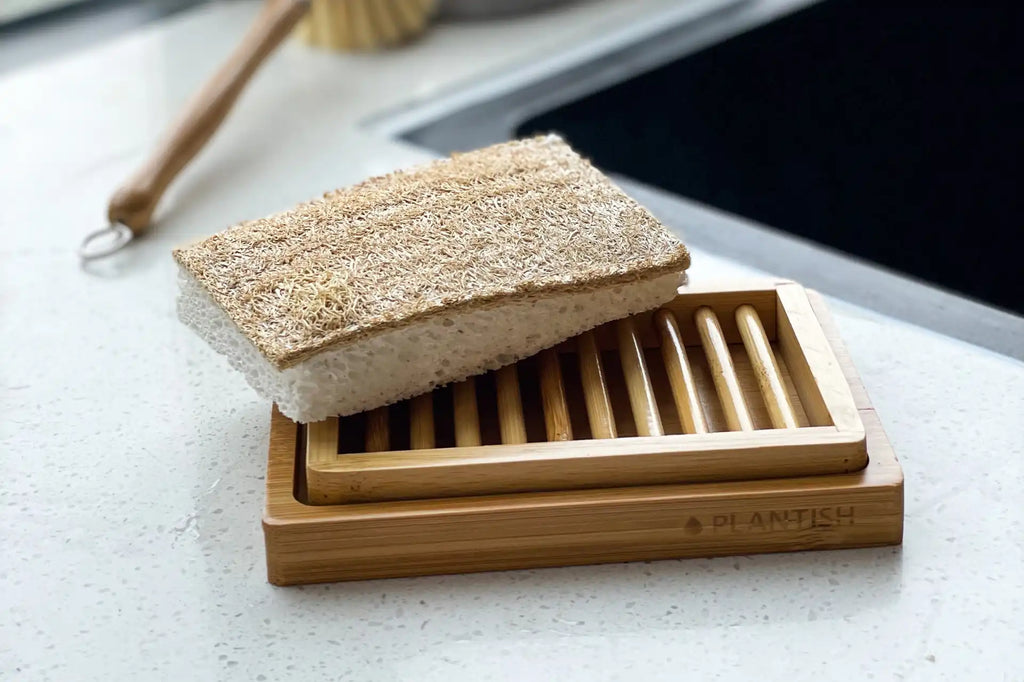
[305,426,867,503]
[263,287,902,584]
[695,306,754,431]
[364,406,390,452]
[616,318,664,437]
[453,379,481,447]
[539,350,573,441]
[109,0,309,232]
[654,309,708,434]
[577,331,617,439]
[775,284,862,432]
[304,416,338,468]
[495,365,528,445]
[736,305,799,429]
[409,394,435,450]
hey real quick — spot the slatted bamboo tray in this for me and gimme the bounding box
[303,281,865,504]
[263,282,903,585]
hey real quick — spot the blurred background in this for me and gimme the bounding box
[0,0,207,72]
[3,0,1021,340]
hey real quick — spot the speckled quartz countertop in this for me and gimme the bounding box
[1,1,1022,680]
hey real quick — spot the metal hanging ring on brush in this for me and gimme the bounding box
[78,222,135,261]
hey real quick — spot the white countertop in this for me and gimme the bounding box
[2,1,1022,679]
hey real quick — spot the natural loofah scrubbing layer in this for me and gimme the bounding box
[179,268,684,422]
[174,135,690,422]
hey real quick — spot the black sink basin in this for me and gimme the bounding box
[517,0,1023,313]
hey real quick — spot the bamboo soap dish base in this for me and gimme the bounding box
[262,283,903,585]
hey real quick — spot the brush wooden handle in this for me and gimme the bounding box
[107,0,309,232]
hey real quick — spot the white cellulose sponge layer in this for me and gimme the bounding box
[174,136,690,423]
[177,269,683,422]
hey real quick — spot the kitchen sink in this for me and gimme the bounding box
[516,0,1023,314]
[393,0,1024,356]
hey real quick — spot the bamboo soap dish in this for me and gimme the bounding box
[263,281,903,585]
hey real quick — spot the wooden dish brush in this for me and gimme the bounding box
[298,0,438,51]
[83,0,437,259]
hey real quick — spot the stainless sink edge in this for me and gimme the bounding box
[617,176,1024,361]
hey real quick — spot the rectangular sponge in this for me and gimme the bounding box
[174,136,690,423]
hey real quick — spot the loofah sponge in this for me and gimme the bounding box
[174,135,690,422]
